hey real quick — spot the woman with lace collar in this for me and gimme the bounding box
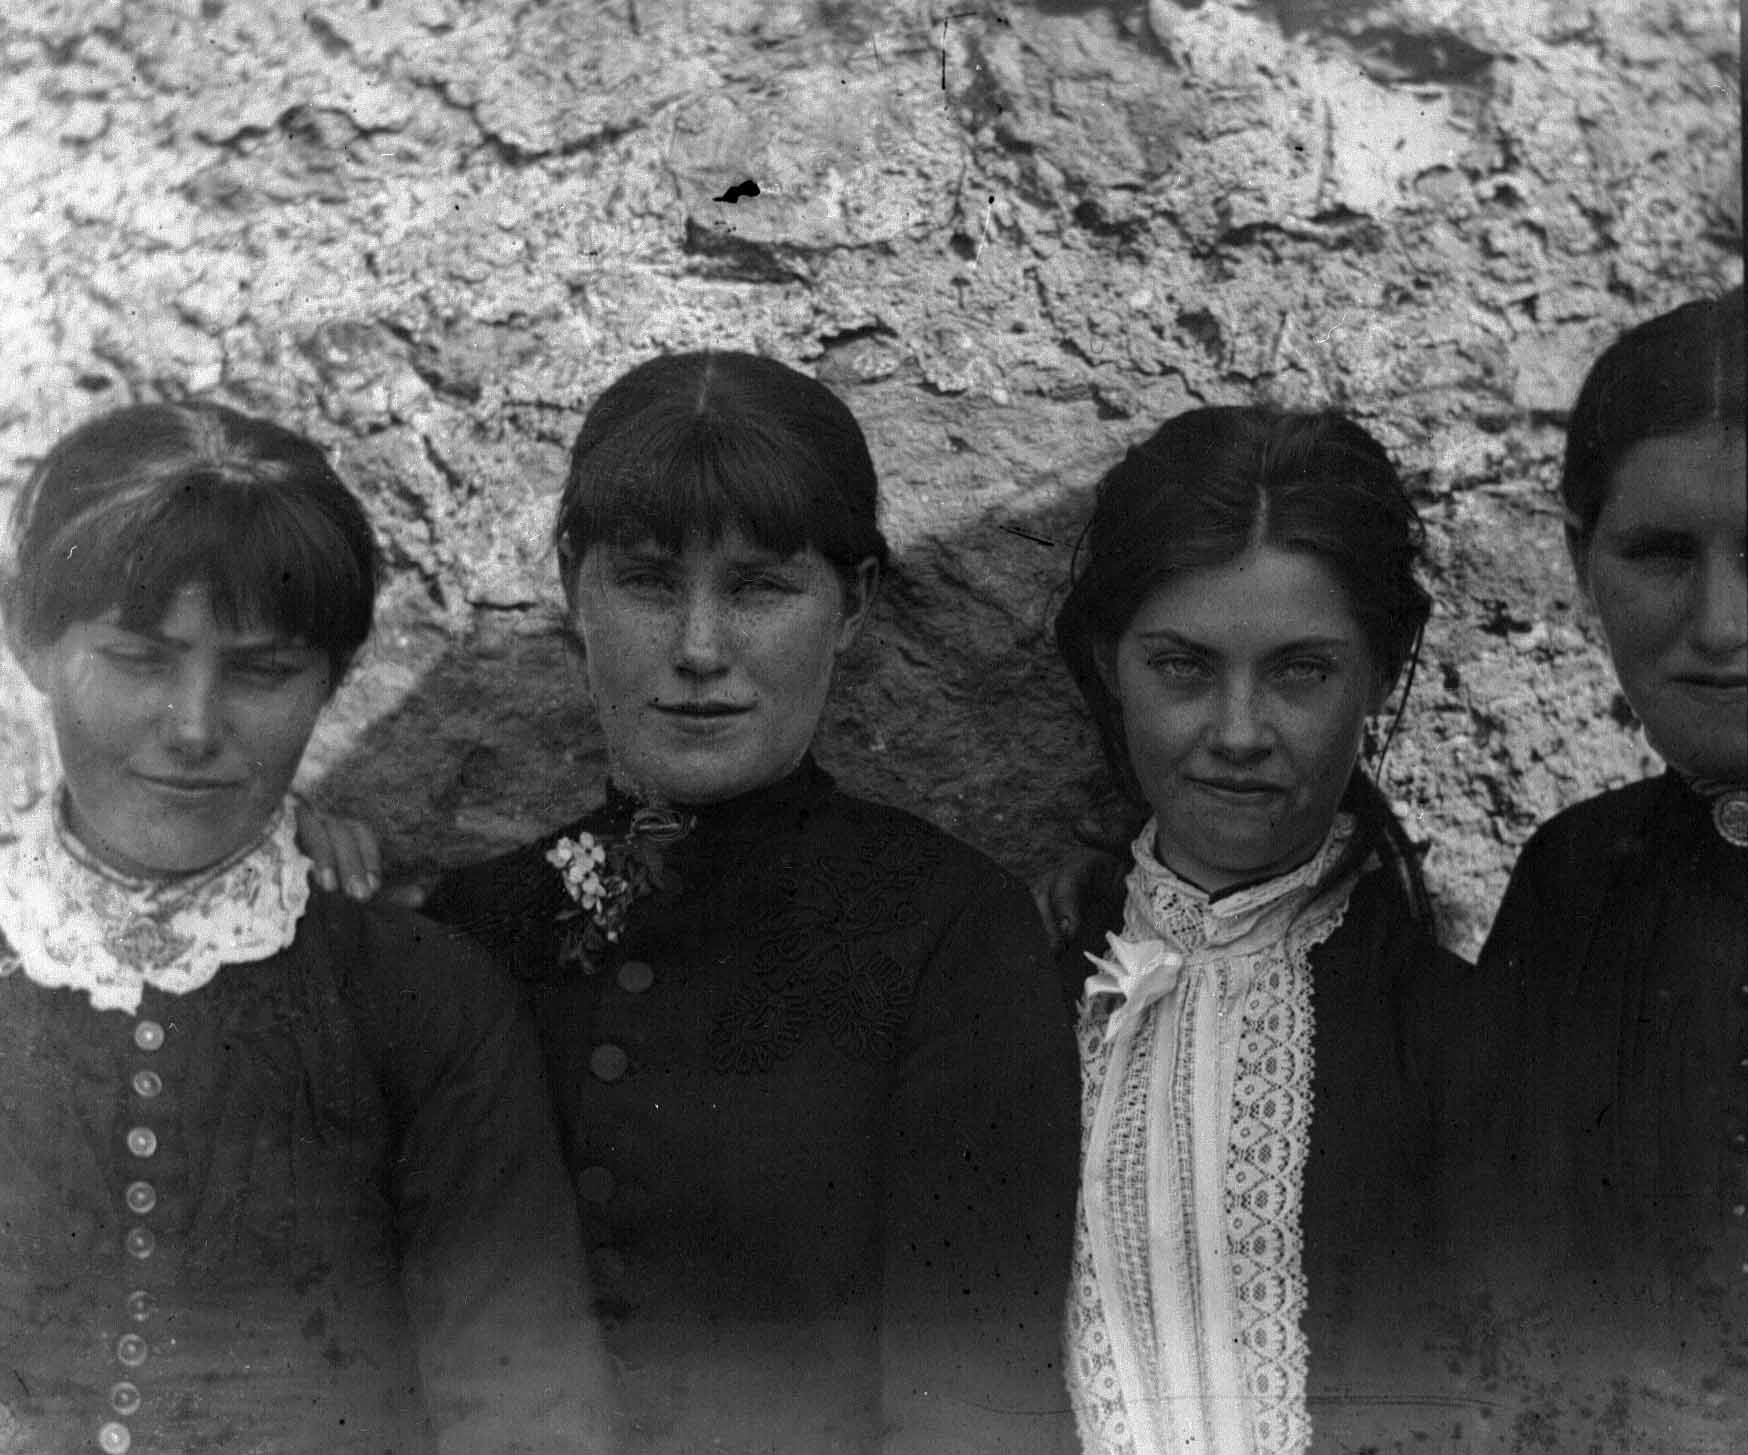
[1051,407,1465,1454]
[1458,288,1747,1450]
[0,403,614,1454]
[409,353,1080,1455]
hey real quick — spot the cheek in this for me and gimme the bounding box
[1589,572,1673,665]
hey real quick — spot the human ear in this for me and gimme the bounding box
[9,624,53,696]
[1092,637,1121,701]
[834,557,882,653]
[1563,520,1594,603]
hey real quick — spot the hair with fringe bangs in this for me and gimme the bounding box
[554,351,889,601]
[1562,286,1745,543]
[3,402,377,678]
[1055,405,1436,925]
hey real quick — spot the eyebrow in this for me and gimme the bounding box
[1132,629,1352,654]
[100,622,312,655]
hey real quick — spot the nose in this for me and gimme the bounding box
[1688,548,1747,660]
[671,587,731,677]
[161,668,224,759]
[1208,678,1271,762]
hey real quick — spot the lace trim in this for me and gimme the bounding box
[1068,817,1355,1455]
[0,791,311,1014]
[1226,943,1316,1454]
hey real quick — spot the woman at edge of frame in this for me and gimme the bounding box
[1449,285,1747,1453]
[0,400,616,1454]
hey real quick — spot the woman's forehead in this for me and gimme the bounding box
[102,582,309,647]
[1603,424,1747,530]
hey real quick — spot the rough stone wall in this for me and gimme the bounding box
[1,0,1739,952]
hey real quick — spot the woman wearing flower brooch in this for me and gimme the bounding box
[1452,287,1747,1451]
[1051,406,1470,1454]
[417,352,1081,1455]
[0,403,616,1452]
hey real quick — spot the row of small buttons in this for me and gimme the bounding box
[579,961,653,1216]
[100,1018,167,1455]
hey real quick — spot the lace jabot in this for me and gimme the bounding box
[1069,817,1358,1455]
[0,791,312,1015]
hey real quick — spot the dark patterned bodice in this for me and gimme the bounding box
[424,759,1082,1455]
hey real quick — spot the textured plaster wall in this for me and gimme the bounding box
[0,0,1740,951]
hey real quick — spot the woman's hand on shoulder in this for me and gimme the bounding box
[1031,802,1142,948]
[293,798,387,901]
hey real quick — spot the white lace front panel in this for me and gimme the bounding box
[0,792,311,1014]
[1068,817,1355,1455]
[1225,952,1316,1454]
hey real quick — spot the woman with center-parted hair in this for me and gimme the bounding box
[407,352,1081,1455]
[1051,407,1471,1455]
[0,403,616,1454]
[1447,287,1747,1453]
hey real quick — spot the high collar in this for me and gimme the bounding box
[598,755,834,837]
[0,789,312,1014]
[1123,813,1358,956]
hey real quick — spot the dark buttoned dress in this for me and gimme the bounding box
[1453,773,1748,1451]
[0,892,614,1455]
[423,759,1081,1455]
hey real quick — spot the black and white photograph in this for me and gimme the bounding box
[0,2,1741,1452]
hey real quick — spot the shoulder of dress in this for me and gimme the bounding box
[1313,867,1465,982]
[827,792,1015,882]
[300,890,517,996]
[1519,778,1663,858]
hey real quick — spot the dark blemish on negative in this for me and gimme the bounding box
[999,523,1056,549]
[713,180,761,204]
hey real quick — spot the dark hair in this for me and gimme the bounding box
[3,402,377,678]
[554,351,890,601]
[1563,286,1746,543]
[1055,406,1435,922]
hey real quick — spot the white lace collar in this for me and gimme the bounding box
[1123,813,1357,955]
[0,791,312,1015]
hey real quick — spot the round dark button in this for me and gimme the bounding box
[1732,1130,1748,1155]
[589,1044,629,1082]
[124,1182,156,1215]
[133,1021,164,1052]
[109,1382,141,1416]
[125,1127,157,1159]
[131,1069,163,1099]
[98,1421,131,1453]
[116,1333,147,1368]
[617,960,655,994]
[124,1289,154,1321]
[124,1228,155,1260]
[577,1166,616,1204]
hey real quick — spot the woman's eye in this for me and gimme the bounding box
[1614,534,1696,569]
[1146,655,1207,681]
[1275,657,1335,685]
[100,645,165,672]
[233,660,305,686]
[614,569,673,592]
[734,574,799,597]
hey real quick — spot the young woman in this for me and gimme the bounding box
[1464,287,1745,1451]
[414,353,1080,1455]
[1052,406,1464,1455]
[0,403,615,1454]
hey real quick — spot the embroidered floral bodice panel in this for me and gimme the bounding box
[0,793,311,1015]
[1069,818,1356,1455]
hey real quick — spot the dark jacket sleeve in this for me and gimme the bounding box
[879,867,1080,1455]
[345,904,619,1454]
